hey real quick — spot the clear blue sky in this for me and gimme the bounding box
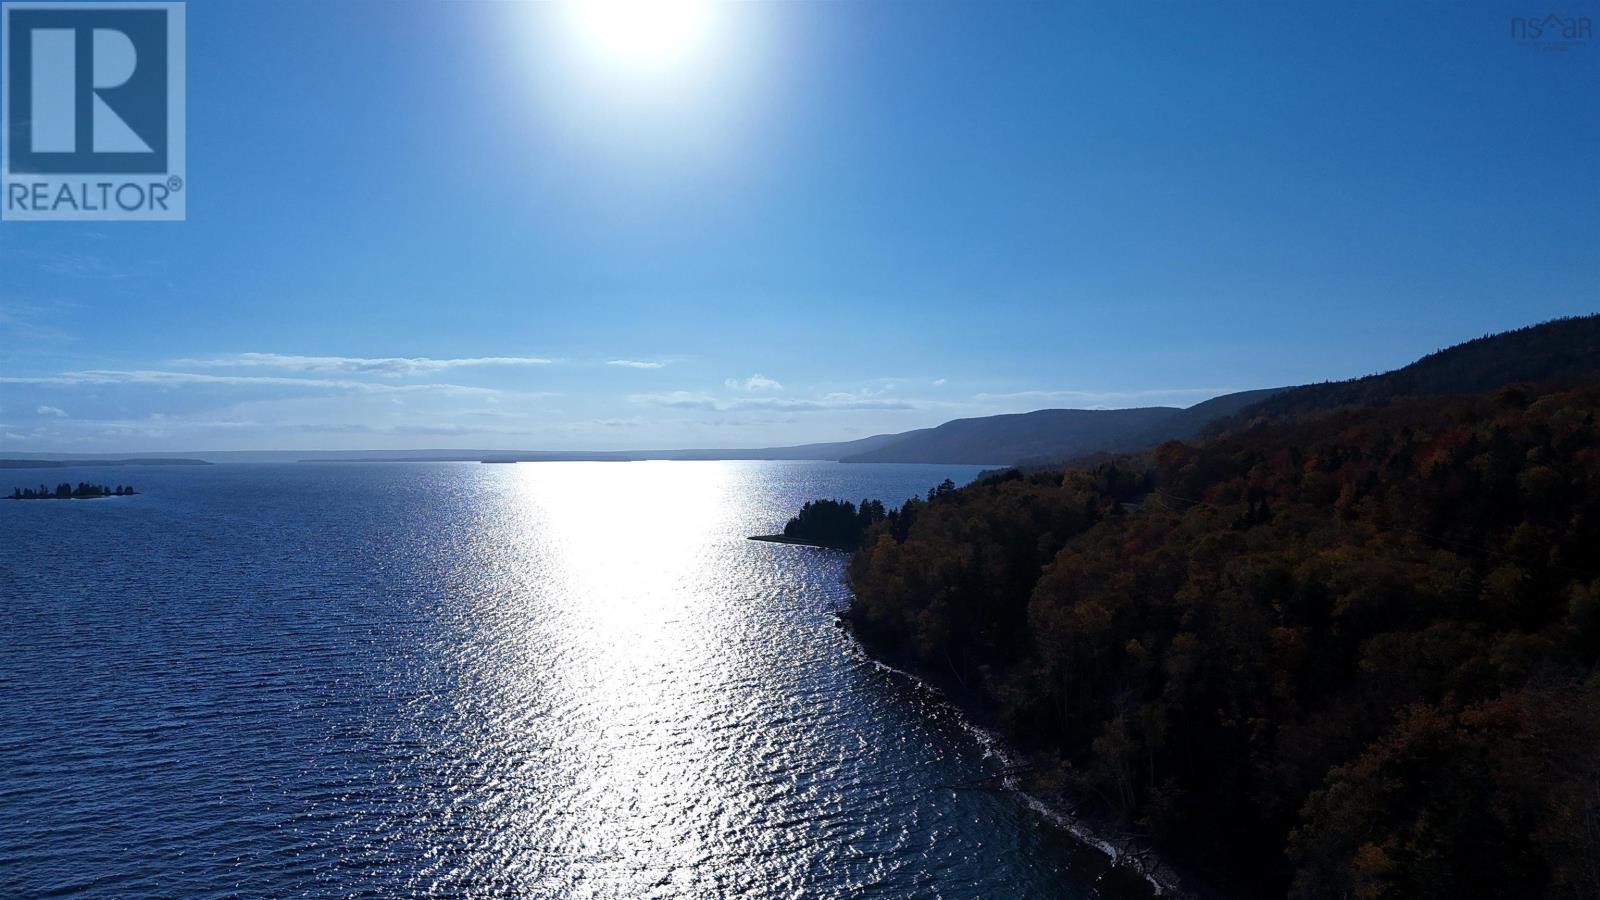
[2,0,1596,452]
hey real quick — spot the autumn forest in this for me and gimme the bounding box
[839,317,1600,898]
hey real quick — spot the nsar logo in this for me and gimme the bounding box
[2,1,185,221]
[1510,13,1593,51]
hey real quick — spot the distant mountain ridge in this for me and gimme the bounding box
[836,407,1171,465]
[834,388,1285,465]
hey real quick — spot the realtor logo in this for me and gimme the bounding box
[2,1,185,220]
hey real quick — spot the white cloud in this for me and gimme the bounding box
[606,359,666,369]
[36,405,67,417]
[173,352,552,377]
[725,373,783,391]
[932,378,947,386]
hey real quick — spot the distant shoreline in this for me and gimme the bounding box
[0,458,208,469]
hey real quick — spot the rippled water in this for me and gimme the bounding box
[2,461,1147,897]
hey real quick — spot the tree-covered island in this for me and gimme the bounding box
[8,482,135,500]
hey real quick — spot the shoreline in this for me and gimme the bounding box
[836,609,1196,899]
[746,534,854,551]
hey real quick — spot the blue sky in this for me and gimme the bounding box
[1,0,1596,452]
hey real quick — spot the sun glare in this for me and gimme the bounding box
[562,0,719,76]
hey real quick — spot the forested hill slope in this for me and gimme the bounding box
[840,319,1600,898]
[1222,314,1600,428]
[846,375,1600,899]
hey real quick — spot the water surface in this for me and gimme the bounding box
[1,461,1144,897]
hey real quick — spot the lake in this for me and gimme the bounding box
[1,461,1148,897]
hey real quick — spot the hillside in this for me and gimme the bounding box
[840,407,1174,464]
[848,380,1600,898]
[1006,386,1288,467]
[836,317,1600,898]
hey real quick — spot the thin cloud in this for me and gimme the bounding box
[633,391,914,412]
[292,422,541,437]
[750,397,914,411]
[174,352,552,377]
[606,359,667,369]
[633,391,720,410]
[974,387,1235,405]
[0,298,78,346]
[13,249,147,280]
[36,405,67,417]
[0,369,529,398]
[725,373,783,391]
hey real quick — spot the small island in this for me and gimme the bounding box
[9,482,136,500]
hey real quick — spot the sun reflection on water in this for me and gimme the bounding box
[420,462,786,895]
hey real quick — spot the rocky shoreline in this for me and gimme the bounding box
[835,608,1197,899]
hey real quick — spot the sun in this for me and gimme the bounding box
[561,0,719,77]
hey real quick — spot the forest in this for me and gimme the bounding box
[844,373,1600,898]
[769,498,885,549]
[760,484,959,549]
